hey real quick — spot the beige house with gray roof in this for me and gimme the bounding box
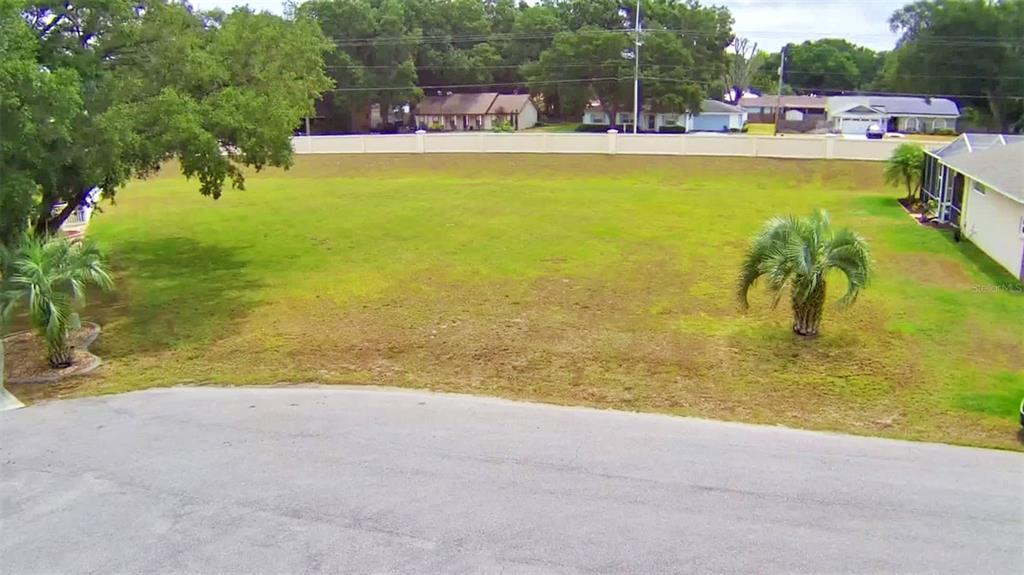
[413,93,538,131]
[923,134,1024,280]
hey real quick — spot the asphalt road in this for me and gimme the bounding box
[1,387,1021,574]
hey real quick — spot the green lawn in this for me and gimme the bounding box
[528,122,582,132]
[746,123,776,135]
[11,155,1022,449]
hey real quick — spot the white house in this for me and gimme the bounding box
[828,96,959,135]
[921,134,1024,280]
[413,92,538,131]
[582,100,746,132]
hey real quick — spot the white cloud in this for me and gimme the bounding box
[720,0,904,51]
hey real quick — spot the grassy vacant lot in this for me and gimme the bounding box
[745,123,776,135]
[9,155,1022,448]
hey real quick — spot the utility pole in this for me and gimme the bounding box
[632,0,641,134]
[773,46,785,136]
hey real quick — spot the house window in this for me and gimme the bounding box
[590,112,607,124]
[972,181,986,195]
[933,118,948,131]
[662,113,679,126]
[616,112,633,125]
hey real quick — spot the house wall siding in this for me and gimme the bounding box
[962,178,1024,280]
[518,103,539,130]
[897,116,956,133]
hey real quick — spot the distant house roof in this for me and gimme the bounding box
[834,104,886,116]
[738,95,828,110]
[415,92,500,115]
[489,94,533,114]
[932,135,1024,204]
[869,96,959,116]
[586,99,744,114]
[828,96,959,117]
[698,100,744,114]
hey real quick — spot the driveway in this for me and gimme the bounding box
[1,387,1021,574]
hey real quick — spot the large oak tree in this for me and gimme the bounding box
[0,0,332,240]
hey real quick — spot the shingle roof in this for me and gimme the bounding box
[489,94,533,114]
[738,95,828,110]
[933,133,1024,160]
[939,140,1024,204]
[698,100,744,114]
[415,95,447,115]
[586,99,743,115]
[828,95,959,117]
[414,93,499,115]
[869,96,959,116]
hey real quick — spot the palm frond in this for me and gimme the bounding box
[825,228,872,306]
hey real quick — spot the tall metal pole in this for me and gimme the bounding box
[773,46,785,136]
[632,0,640,134]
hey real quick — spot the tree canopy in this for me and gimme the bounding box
[748,39,886,96]
[883,0,1024,132]
[0,0,332,238]
[300,0,734,125]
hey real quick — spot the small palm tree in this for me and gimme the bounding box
[1,242,20,403]
[738,210,871,336]
[4,235,113,367]
[884,143,925,202]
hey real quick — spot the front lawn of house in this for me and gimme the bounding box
[9,154,1022,449]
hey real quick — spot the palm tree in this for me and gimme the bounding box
[4,235,113,367]
[738,210,871,336]
[884,143,925,202]
[0,243,24,408]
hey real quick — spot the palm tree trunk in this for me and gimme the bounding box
[47,333,73,368]
[791,280,826,336]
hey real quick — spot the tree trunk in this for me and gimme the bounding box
[985,89,1010,134]
[1,332,6,390]
[791,280,826,337]
[34,186,92,237]
[47,333,73,369]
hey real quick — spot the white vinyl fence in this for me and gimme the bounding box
[292,132,939,162]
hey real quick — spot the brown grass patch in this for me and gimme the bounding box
[889,252,974,287]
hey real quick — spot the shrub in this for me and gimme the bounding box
[658,125,687,134]
[930,128,956,136]
[728,128,741,133]
[428,122,444,132]
[491,119,514,133]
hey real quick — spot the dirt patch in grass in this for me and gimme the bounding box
[4,323,102,384]
[889,252,974,288]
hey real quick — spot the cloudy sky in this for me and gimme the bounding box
[189,0,907,52]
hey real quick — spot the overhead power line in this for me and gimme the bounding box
[324,61,1024,82]
[328,74,1024,101]
[325,27,1021,48]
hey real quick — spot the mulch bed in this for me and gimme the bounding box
[3,323,102,384]
[896,197,944,228]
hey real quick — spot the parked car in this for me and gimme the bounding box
[866,124,885,140]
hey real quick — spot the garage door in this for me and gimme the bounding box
[840,118,876,134]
